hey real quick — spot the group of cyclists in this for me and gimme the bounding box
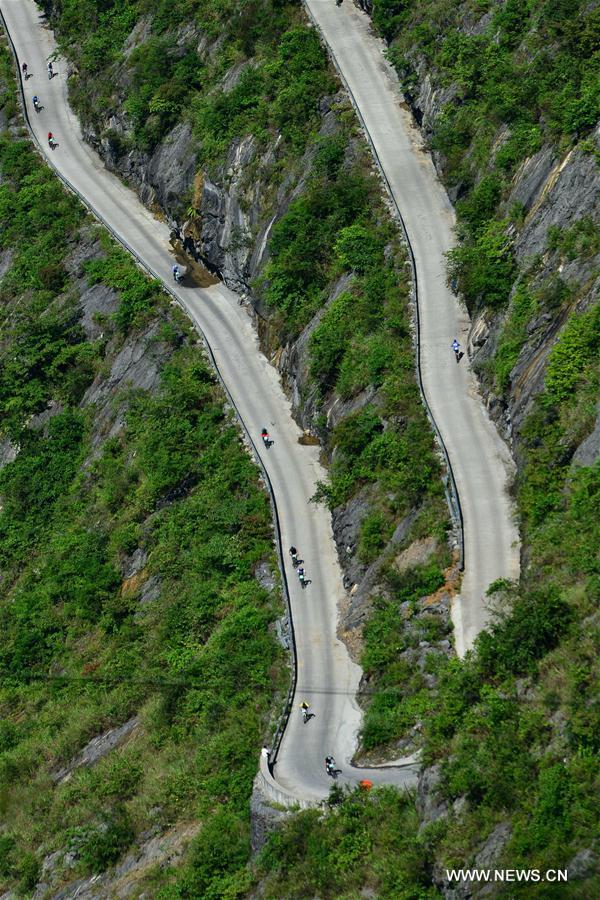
[299,704,338,777]
[21,60,58,148]
[22,60,54,80]
[289,545,310,588]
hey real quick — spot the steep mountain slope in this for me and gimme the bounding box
[253,2,600,895]
[0,46,284,896]
[1,0,598,895]
[40,0,457,764]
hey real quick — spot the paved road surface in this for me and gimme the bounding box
[305,0,520,654]
[1,0,420,804]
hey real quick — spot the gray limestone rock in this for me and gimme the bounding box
[274,616,290,650]
[82,321,173,451]
[45,822,199,899]
[79,283,120,340]
[567,848,598,881]
[197,134,261,290]
[0,438,19,471]
[143,122,197,220]
[331,487,374,588]
[251,777,291,854]
[27,400,63,432]
[572,402,600,466]
[334,505,421,634]
[32,851,64,900]
[51,717,140,785]
[514,131,600,262]
[0,247,13,278]
[64,229,104,277]
[255,560,276,593]
[122,547,148,579]
[417,764,448,828]
[122,16,153,60]
[138,575,161,606]
[505,144,558,218]
[474,822,512,869]
[221,60,252,94]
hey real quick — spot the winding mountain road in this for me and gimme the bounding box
[1,0,518,806]
[305,0,520,655]
[1,0,420,806]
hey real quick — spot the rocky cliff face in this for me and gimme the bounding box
[360,0,600,467]
[468,135,600,460]
[70,14,318,297]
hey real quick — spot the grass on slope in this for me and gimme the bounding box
[255,355,600,896]
[0,118,282,897]
[50,0,334,162]
[48,0,454,763]
[374,0,600,314]
[254,786,439,899]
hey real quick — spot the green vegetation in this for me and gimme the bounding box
[358,543,451,751]
[446,217,515,310]
[544,304,600,404]
[486,218,600,394]
[191,25,334,163]
[547,217,600,260]
[5,1,598,895]
[375,0,600,313]
[257,136,373,333]
[261,127,443,517]
[47,0,448,575]
[0,98,282,896]
[0,134,88,436]
[254,787,437,898]
[50,0,333,162]
[85,242,164,333]
[491,282,537,390]
[258,383,599,894]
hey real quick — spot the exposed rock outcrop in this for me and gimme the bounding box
[511,133,600,262]
[81,318,174,454]
[50,718,140,785]
[572,402,600,466]
[360,6,600,464]
[35,822,200,899]
[250,778,291,854]
[416,764,448,829]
